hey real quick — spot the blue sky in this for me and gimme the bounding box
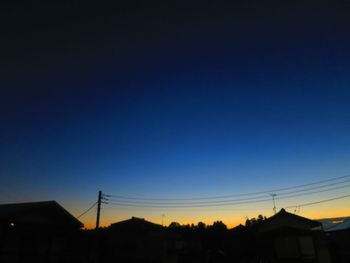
[1,1,350,227]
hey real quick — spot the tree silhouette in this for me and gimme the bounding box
[245,214,266,228]
[211,221,227,231]
[196,221,206,231]
[168,221,181,229]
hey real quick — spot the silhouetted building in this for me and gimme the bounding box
[101,217,166,263]
[257,209,331,263]
[0,201,83,263]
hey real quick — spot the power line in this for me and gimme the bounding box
[102,205,272,212]
[105,183,350,208]
[77,202,97,219]
[106,198,272,208]
[109,182,350,205]
[285,194,350,209]
[105,181,350,206]
[106,174,350,201]
[276,178,350,195]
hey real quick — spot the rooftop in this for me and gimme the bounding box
[0,201,83,228]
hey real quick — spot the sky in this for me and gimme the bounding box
[1,1,350,228]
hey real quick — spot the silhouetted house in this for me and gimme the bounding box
[102,217,166,263]
[326,219,350,263]
[257,209,331,263]
[0,201,83,263]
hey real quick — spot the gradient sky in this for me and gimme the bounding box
[1,1,350,228]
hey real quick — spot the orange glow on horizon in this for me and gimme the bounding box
[70,196,350,230]
[80,211,350,230]
[78,204,350,230]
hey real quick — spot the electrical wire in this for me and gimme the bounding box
[105,182,350,208]
[77,202,97,219]
[106,180,350,205]
[106,174,350,201]
[285,194,350,209]
[107,188,350,209]
[102,174,350,212]
[106,183,350,208]
[107,197,273,208]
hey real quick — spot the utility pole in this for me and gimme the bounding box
[96,190,102,230]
